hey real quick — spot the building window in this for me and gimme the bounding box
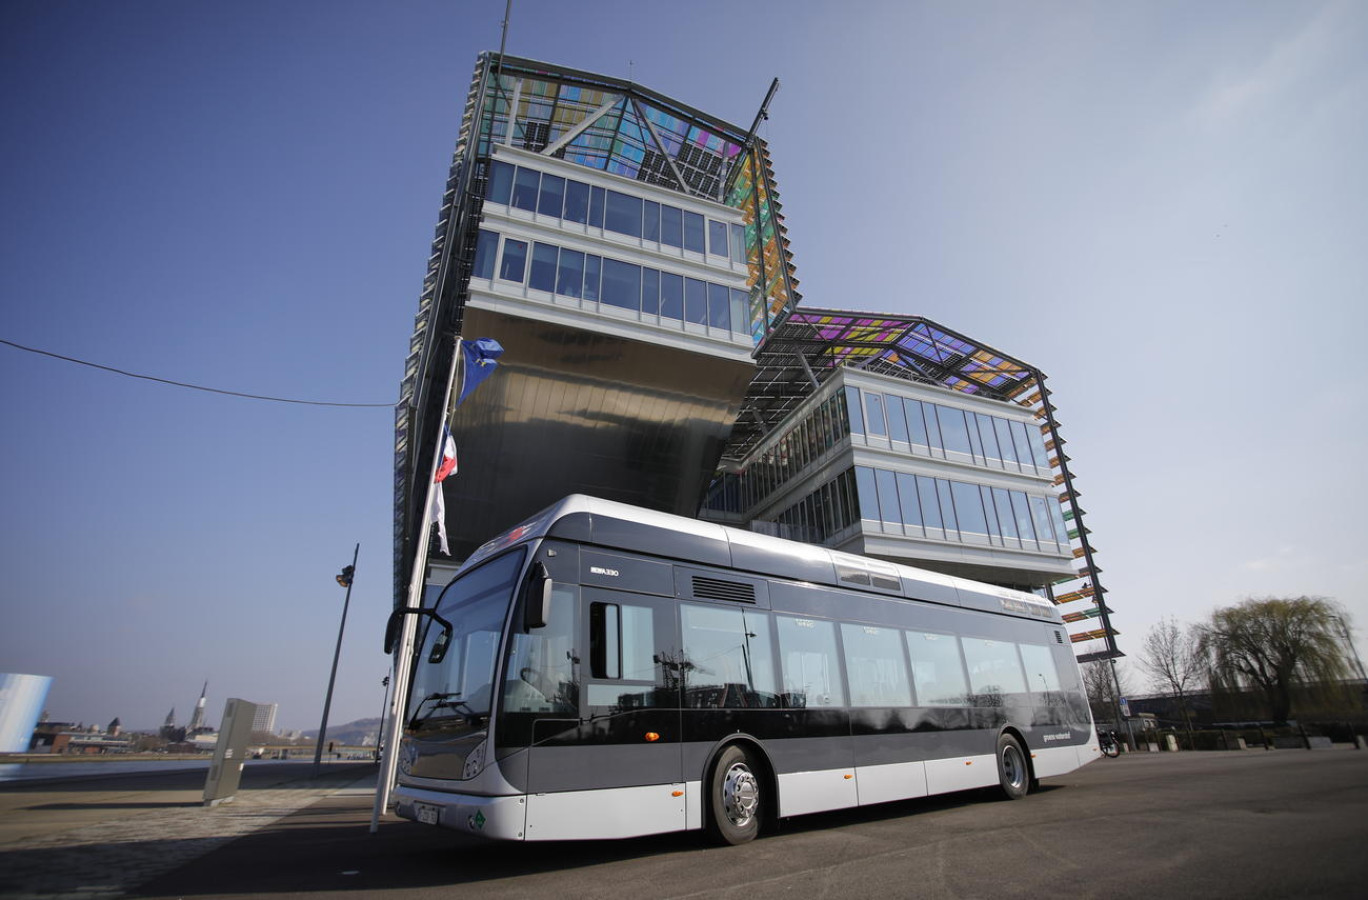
[537,174,565,218]
[684,278,707,324]
[845,387,865,435]
[604,191,643,238]
[486,161,515,205]
[708,220,729,257]
[556,249,585,298]
[529,243,558,292]
[683,211,706,253]
[660,272,683,319]
[660,204,682,248]
[583,254,601,302]
[602,258,641,311]
[643,200,660,242]
[864,392,887,437]
[511,167,540,212]
[498,239,528,282]
[473,229,499,280]
[563,180,590,224]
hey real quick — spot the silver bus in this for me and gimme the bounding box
[390,495,1098,844]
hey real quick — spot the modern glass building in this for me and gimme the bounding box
[396,54,1117,661]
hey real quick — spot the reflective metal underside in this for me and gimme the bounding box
[437,306,755,561]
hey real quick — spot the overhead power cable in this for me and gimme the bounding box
[1,336,394,408]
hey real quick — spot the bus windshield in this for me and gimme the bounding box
[408,549,526,727]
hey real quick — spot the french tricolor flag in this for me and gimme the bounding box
[430,423,457,554]
[434,424,457,483]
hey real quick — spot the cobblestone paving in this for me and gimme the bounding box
[0,779,374,900]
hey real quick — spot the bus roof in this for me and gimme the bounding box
[464,494,1062,625]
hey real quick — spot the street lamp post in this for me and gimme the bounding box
[314,543,359,776]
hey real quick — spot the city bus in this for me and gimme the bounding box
[389,495,1098,844]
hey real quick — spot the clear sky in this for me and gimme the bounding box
[2,0,1364,732]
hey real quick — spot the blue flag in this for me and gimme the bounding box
[456,338,504,408]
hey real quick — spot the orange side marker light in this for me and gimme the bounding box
[644,732,660,742]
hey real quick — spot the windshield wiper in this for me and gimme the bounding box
[410,692,479,728]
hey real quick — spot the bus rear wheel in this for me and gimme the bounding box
[997,733,1030,800]
[707,745,762,845]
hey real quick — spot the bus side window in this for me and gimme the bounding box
[840,623,912,707]
[589,601,655,682]
[905,631,970,706]
[961,637,1030,707]
[590,602,621,679]
[1018,643,1062,696]
[681,604,778,708]
[502,585,578,715]
[775,615,847,708]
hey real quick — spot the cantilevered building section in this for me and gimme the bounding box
[395,54,1118,661]
[395,55,800,599]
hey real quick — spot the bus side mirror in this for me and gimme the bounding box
[384,607,454,663]
[524,562,553,630]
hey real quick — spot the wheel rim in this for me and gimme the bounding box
[721,761,759,827]
[1001,743,1026,791]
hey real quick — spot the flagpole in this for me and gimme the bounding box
[371,334,465,833]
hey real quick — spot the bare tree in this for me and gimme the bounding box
[1138,617,1204,736]
[1082,659,1133,730]
[1200,596,1354,724]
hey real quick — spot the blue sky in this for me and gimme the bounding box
[2,0,1365,731]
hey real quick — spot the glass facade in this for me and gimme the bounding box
[846,385,1051,474]
[473,228,749,334]
[468,60,799,345]
[702,373,1072,575]
[486,160,747,265]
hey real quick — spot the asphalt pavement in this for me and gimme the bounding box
[3,748,1367,900]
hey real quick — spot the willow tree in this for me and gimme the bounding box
[1201,596,1353,724]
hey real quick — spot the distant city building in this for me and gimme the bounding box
[251,702,278,735]
[0,673,53,753]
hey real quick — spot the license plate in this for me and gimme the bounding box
[415,803,440,826]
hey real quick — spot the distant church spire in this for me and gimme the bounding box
[187,680,208,732]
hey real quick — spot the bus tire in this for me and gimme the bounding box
[997,733,1030,800]
[707,744,762,845]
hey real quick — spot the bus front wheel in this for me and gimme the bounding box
[996,733,1030,800]
[707,745,762,845]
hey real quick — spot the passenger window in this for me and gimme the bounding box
[905,631,969,706]
[1019,643,1062,695]
[776,615,846,707]
[840,623,912,707]
[587,600,662,709]
[961,637,1029,706]
[681,604,778,708]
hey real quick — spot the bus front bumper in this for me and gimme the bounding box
[393,785,527,840]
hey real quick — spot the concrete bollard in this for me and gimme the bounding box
[1355,735,1366,751]
[1236,737,1247,751]
[1164,734,1179,752]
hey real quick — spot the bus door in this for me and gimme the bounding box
[497,578,581,794]
[519,588,685,839]
[575,588,683,789]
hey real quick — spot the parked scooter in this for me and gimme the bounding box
[1098,729,1121,758]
